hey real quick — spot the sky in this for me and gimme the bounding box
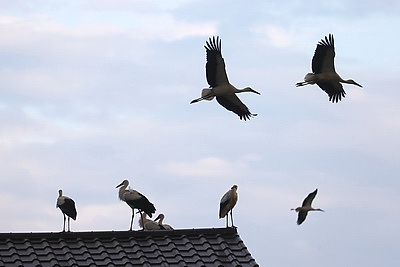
[0,0,400,266]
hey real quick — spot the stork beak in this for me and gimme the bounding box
[154,214,161,221]
[116,182,124,188]
[190,98,202,104]
[354,82,362,88]
[251,89,261,95]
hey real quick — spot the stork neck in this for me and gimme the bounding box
[236,87,249,93]
[118,186,127,200]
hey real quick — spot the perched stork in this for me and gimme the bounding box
[116,180,156,231]
[56,189,77,232]
[291,189,324,225]
[139,213,162,230]
[296,34,362,103]
[219,185,238,227]
[190,36,260,120]
[154,213,174,230]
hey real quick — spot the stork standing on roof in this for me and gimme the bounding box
[291,189,324,225]
[154,213,174,230]
[190,36,260,120]
[296,34,362,103]
[219,185,238,227]
[56,189,77,232]
[116,180,156,231]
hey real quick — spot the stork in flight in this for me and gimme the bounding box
[219,185,238,227]
[154,213,174,230]
[56,189,77,232]
[296,34,362,103]
[291,189,324,225]
[116,180,156,231]
[190,36,260,120]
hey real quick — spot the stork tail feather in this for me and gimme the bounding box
[201,88,215,101]
[296,73,315,87]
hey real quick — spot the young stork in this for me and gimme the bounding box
[116,180,156,231]
[139,213,162,230]
[154,213,174,230]
[291,189,324,225]
[190,36,260,120]
[56,189,77,232]
[296,34,362,103]
[219,185,238,227]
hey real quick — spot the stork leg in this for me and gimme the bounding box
[190,92,214,104]
[230,209,234,227]
[62,213,66,232]
[225,215,228,228]
[190,97,205,104]
[295,82,307,87]
[140,211,145,231]
[67,217,71,232]
[129,210,135,231]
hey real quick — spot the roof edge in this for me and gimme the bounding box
[0,227,238,239]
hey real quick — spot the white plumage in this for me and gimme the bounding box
[139,213,162,230]
[154,213,174,230]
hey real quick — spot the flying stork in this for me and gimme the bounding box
[291,189,324,225]
[219,185,238,227]
[296,34,362,103]
[56,189,77,232]
[190,36,260,120]
[116,179,156,231]
[154,213,174,230]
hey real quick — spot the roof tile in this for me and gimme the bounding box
[0,228,258,266]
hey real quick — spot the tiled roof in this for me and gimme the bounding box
[0,227,258,266]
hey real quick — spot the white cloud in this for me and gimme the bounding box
[140,13,216,41]
[252,25,292,47]
[161,156,245,178]
[0,12,216,47]
[159,152,265,180]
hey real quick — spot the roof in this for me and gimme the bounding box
[0,227,258,267]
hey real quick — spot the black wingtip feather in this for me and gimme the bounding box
[328,90,346,103]
[318,33,334,48]
[205,36,221,53]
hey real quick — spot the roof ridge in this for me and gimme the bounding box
[0,227,238,239]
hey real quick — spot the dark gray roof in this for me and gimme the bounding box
[0,227,258,266]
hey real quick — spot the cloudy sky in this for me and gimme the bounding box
[1,0,400,266]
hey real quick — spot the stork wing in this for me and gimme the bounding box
[216,94,255,120]
[60,198,77,220]
[219,189,233,217]
[312,34,336,74]
[126,192,156,217]
[316,81,346,103]
[220,190,231,205]
[205,36,229,87]
[297,210,308,225]
[219,199,230,218]
[302,189,318,207]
